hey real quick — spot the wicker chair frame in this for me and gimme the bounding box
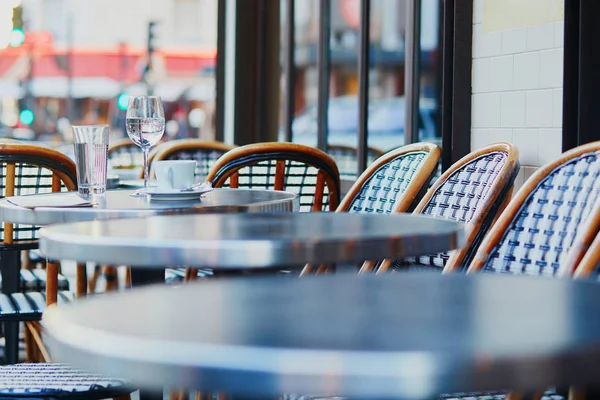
[467,141,600,279]
[207,142,341,211]
[0,145,133,400]
[362,142,520,274]
[337,142,440,213]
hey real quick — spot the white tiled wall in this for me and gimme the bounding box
[471,0,564,169]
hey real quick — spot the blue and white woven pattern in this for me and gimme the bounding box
[0,363,131,398]
[165,148,229,179]
[0,163,70,242]
[284,390,563,400]
[328,146,382,179]
[391,151,509,270]
[222,159,332,212]
[347,151,427,214]
[483,151,600,277]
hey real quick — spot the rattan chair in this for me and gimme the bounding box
[300,143,441,276]
[468,141,600,278]
[151,139,236,179]
[0,143,83,305]
[361,142,520,274]
[440,144,600,400]
[0,363,133,400]
[0,144,134,400]
[337,142,440,213]
[207,142,341,212]
[327,144,384,179]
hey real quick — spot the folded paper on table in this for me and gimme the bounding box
[7,193,95,209]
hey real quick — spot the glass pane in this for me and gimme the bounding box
[279,0,443,178]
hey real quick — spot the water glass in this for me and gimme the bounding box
[72,124,109,197]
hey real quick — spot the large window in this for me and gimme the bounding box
[279,0,442,155]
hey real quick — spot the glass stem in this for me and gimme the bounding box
[143,148,149,190]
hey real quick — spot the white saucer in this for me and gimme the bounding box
[145,185,214,201]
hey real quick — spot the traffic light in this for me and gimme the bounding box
[9,28,25,47]
[117,93,129,111]
[19,109,34,125]
[12,5,23,29]
[10,6,25,47]
[147,21,158,57]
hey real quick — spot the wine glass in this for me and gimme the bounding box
[125,96,165,196]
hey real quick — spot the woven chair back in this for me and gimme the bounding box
[468,142,600,278]
[338,142,440,213]
[207,142,340,212]
[364,143,520,273]
[0,144,77,249]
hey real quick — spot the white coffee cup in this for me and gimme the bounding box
[154,160,196,190]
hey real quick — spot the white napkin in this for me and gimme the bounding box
[7,192,94,209]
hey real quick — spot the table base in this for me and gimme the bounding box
[1,250,20,364]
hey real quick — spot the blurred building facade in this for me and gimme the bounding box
[1,0,217,139]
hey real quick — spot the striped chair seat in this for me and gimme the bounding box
[165,268,213,283]
[0,270,69,293]
[440,391,563,400]
[0,291,74,321]
[284,389,563,400]
[0,363,133,399]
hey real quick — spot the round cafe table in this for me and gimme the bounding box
[0,188,299,225]
[38,213,465,268]
[0,188,298,364]
[42,273,600,398]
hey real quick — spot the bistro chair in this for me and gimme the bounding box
[468,141,600,278]
[361,142,520,274]
[573,226,600,281]
[207,142,341,212]
[301,142,441,275]
[438,144,600,400]
[337,142,440,213]
[327,144,384,179]
[0,364,134,400]
[151,139,236,180]
[0,144,81,361]
[0,144,135,400]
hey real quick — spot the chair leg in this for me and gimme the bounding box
[125,267,131,288]
[569,387,586,400]
[25,322,51,362]
[299,264,316,276]
[103,266,119,291]
[76,262,87,298]
[358,260,378,274]
[24,323,35,362]
[185,268,198,281]
[168,389,188,400]
[88,264,101,293]
[46,261,59,306]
